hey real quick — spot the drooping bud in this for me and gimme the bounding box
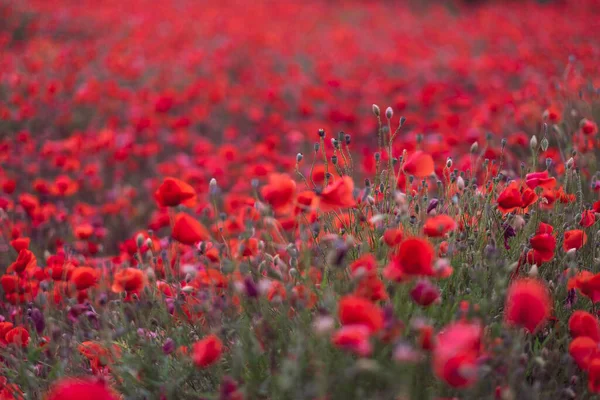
[470,141,479,154]
[296,153,303,163]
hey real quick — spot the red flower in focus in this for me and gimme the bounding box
[580,210,596,228]
[45,378,119,400]
[260,173,296,213]
[402,151,434,178]
[193,334,223,368]
[318,176,356,212]
[569,310,600,342]
[111,268,146,296]
[338,295,383,334]
[433,321,482,388]
[154,177,197,208]
[528,223,556,264]
[504,278,551,333]
[384,238,434,280]
[563,229,587,251]
[496,181,522,214]
[525,171,556,189]
[423,215,457,238]
[172,213,210,245]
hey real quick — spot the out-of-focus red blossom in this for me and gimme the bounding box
[111,268,146,296]
[70,266,99,290]
[318,176,356,212]
[382,227,403,247]
[423,215,457,238]
[171,213,210,245]
[569,336,597,370]
[332,325,372,357]
[581,119,598,136]
[569,311,600,342]
[402,151,434,178]
[192,334,223,368]
[0,376,23,400]
[8,249,36,274]
[260,173,296,213]
[9,237,29,252]
[384,237,434,280]
[563,229,587,251]
[433,321,482,388]
[154,177,197,208]
[349,254,377,277]
[4,327,29,348]
[504,278,551,333]
[410,279,441,307]
[338,295,383,334]
[44,378,119,400]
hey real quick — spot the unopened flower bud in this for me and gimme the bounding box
[530,135,538,150]
[385,107,393,119]
[470,141,479,154]
[566,157,574,169]
[296,153,303,163]
[446,157,453,168]
[372,104,380,117]
[209,178,218,192]
[318,128,325,138]
[457,176,465,191]
[540,137,549,152]
[136,233,145,248]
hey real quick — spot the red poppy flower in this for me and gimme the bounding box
[528,223,556,264]
[111,268,146,295]
[332,325,372,357]
[338,295,383,334]
[260,173,296,212]
[172,213,210,245]
[193,334,223,368]
[4,327,29,348]
[384,238,434,280]
[433,321,482,388]
[504,278,551,333]
[525,171,556,189]
[382,228,403,247]
[573,272,600,303]
[154,177,197,208]
[318,176,356,212]
[8,249,36,274]
[589,357,600,393]
[569,336,597,370]
[402,151,434,178]
[349,254,377,277]
[9,237,29,252]
[45,378,119,400]
[424,215,457,237]
[410,279,441,307]
[564,229,587,251]
[569,310,600,342]
[70,266,100,291]
[497,181,522,214]
[580,210,596,228]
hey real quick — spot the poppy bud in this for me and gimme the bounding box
[399,116,406,127]
[470,142,479,154]
[318,128,325,138]
[385,107,393,119]
[566,157,574,169]
[296,153,303,163]
[446,157,453,168]
[372,104,380,117]
[530,135,538,150]
[209,178,218,193]
[540,137,549,152]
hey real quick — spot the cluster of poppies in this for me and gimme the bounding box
[0,0,600,398]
